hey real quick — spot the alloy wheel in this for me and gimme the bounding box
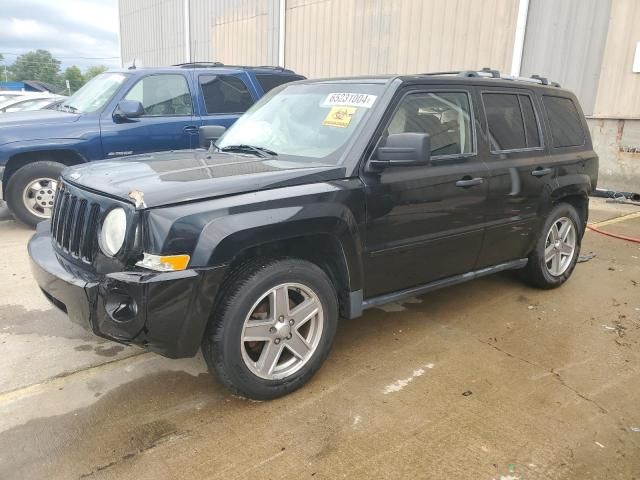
[544,216,576,276]
[240,282,324,380]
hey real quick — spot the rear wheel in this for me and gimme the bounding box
[5,161,66,227]
[520,202,582,289]
[202,258,338,400]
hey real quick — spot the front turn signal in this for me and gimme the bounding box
[136,253,190,272]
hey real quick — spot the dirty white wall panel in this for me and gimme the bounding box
[588,119,640,192]
[284,0,520,78]
[189,0,280,66]
[520,0,611,116]
[593,0,640,119]
[119,0,186,67]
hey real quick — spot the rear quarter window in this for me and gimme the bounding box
[256,74,305,93]
[542,96,585,148]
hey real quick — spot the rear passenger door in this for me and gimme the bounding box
[475,87,553,268]
[195,74,257,130]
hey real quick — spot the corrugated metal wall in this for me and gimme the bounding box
[284,0,520,78]
[593,0,640,119]
[119,0,639,120]
[520,0,611,116]
[119,0,186,67]
[119,0,524,77]
[189,0,280,66]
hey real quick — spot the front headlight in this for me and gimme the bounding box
[99,208,127,256]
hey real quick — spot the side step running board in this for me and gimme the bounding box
[360,258,528,311]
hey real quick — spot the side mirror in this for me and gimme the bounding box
[199,125,226,149]
[114,100,144,120]
[370,133,431,169]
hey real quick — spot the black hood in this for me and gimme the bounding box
[63,150,347,208]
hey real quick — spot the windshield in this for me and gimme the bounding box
[61,72,128,113]
[0,94,21,102]
[5,98,54,113]
[217,83,384,163]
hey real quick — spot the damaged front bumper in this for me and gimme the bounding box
[28,222,227,358]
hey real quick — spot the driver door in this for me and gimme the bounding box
[100,73,197,158]
[362,87,489,297]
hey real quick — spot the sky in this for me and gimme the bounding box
[0,0,120,72]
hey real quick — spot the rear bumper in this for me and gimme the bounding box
[28,222,227,358]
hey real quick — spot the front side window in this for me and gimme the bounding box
[199,75,254,114]
[217,83,384,162]
[543,96,585,147]
[387,91,474,156]
[124,74,192,116]
[483,93,542,151]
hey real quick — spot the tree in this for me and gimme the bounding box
[84,65,108,82]
[8,49,61,84]
[63,65,84,93]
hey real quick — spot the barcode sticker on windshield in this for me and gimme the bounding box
[323,93,377,108]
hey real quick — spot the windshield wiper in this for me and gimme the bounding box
[220,144,277,158]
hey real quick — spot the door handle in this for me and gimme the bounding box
[455,176,484,188]
[531,167,552,177]
[183,125,198,134]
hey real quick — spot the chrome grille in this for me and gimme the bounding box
[50,182,100,262]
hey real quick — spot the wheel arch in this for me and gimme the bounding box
[226,232,358,318]
[3,149,87,194]
[549,176,590,232]
[196,213,365,319]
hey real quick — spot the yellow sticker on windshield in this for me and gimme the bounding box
[322,106,356,128]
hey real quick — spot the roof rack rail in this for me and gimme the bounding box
[418,67,561,87]
[531,74,561,87]
[221,64,295,73]
[460,67,501,78]
[173,61,225,68]
[173,62,295,73]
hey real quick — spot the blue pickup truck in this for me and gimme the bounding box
[0,63,304,226]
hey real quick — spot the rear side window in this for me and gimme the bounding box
[256,74,305,93]
[543,96,585,147]
[199,75,254,114]
[483,93,542,151]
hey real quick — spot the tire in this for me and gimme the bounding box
[520,202,582,289]
[202,257,339,400]
[5,161,66,228]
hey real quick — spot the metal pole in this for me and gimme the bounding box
[278,0,286,67]
[184,0,191,63]
[511,0,530,77]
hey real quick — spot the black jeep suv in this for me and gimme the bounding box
[29,69,598,400]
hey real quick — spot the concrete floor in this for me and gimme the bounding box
[0,198,639,480]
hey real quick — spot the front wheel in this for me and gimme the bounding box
[520,202,582,289]
[5,161,66,227]
[202,258,338,400]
